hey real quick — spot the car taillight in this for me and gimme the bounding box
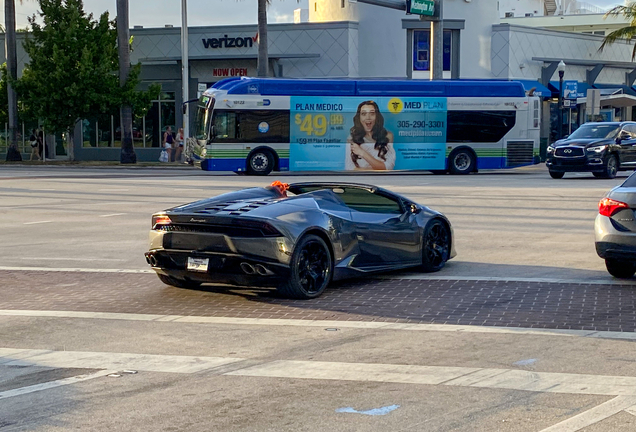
[599,198,629,217]
[152,214,171,229]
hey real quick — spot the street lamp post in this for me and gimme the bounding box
[557,60,566,140]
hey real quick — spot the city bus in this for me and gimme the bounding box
[188,77,540,175]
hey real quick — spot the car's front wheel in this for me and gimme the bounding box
[605,259,636,279]
[277,234,332,299]
[600,154,618,179]
[549,170,565,179]
[158,274,202,289]
[421,219,450,272]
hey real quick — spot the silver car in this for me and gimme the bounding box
[595,172,636,278]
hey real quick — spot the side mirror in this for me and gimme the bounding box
[409,204,421,214]
[618,131,631,142]
[563,134,569,139]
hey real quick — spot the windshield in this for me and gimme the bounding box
[192,96,214,141]
[568,124,620,140]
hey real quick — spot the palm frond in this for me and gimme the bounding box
[599,26,636,57]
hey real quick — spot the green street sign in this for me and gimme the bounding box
[408,0,435,16]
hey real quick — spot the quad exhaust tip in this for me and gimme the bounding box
[240,262,256,275]
[255,264,274,276]
[147,254,158,266]
[240,262,274,276]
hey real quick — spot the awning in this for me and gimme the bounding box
[577,93,636,108]
[593,83,636,96]
[513,80,551,97]
[548,81,591,98]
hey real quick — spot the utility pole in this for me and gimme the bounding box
[181,0,189,141]
[429,0,443,79]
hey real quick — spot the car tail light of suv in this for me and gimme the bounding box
[598,198,629,217]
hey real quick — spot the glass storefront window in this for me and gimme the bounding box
[79,88,177,149]
[413,30,451,71]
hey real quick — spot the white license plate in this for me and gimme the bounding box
[187,257,209,272]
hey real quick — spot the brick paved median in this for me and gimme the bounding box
[2,270,635,332]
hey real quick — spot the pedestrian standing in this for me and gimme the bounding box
[175,127,184,162]
[29,129,40,161]
[163,126,174,162]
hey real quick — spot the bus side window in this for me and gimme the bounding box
[213,111,238,141]
[236,110,290,143]
[447,110,516,143]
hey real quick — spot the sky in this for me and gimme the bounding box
[3,0,310,29]
[0,0,626,30]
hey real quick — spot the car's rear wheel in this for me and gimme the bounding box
[448,149,475,175]
[421,219,450,272]
[600,154,618,179]
[158,274,202,289]
[605,259,636,279]
[549,170,565,179]
[246,149,274,176]
[277,234,332,299]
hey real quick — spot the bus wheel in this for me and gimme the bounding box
[247,149,274,176]
[448,149,475,175]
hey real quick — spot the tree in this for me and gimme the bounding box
[15,0,157,161]
[5,0,21,161]
[257,0,269,77]
[600,3,636,60]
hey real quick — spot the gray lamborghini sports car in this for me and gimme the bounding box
[145,182,456,299]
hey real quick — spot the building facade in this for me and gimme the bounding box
[1,0,635,161]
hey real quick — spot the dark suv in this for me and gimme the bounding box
[546,122,636,179]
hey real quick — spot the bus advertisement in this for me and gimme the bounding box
[188,78,540,175]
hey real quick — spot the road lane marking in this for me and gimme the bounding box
[19,258,127,262]
[0,267,152,273]
[2,348,636,398]
[99,213,126,218]
[97,188,129,192]
[0,348,245,374]
[539,396,636,432]
[0,369,116,400]
[0,310,635,341]
[0,265,632,286]
[382,274,636,286]
[22,221,52,225]
[227,360,636,396]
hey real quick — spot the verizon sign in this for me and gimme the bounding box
[202,34,258,49]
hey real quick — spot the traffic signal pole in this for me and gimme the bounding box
[357,0,443,80]
[430,0,443,80]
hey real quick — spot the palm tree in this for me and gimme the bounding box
[117,0,135,163]
[600,3,636,60]
[5,0,21,161]
[257,0,268,77]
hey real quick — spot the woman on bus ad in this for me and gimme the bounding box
[345,100,396,170]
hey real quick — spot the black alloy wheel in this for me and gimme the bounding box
[158,274,202,289]
[601,154,618,179]
[247,150,274,175]
[278,234,332,299]
[605,259,636,279]
[549,170,565,179]
[448,149,475,175]
[421,219,450,272]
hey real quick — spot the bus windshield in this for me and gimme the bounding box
[192,96,214,141]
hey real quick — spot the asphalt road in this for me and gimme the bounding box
[2,164,636,432]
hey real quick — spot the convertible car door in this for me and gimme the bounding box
[343,190,420,269]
